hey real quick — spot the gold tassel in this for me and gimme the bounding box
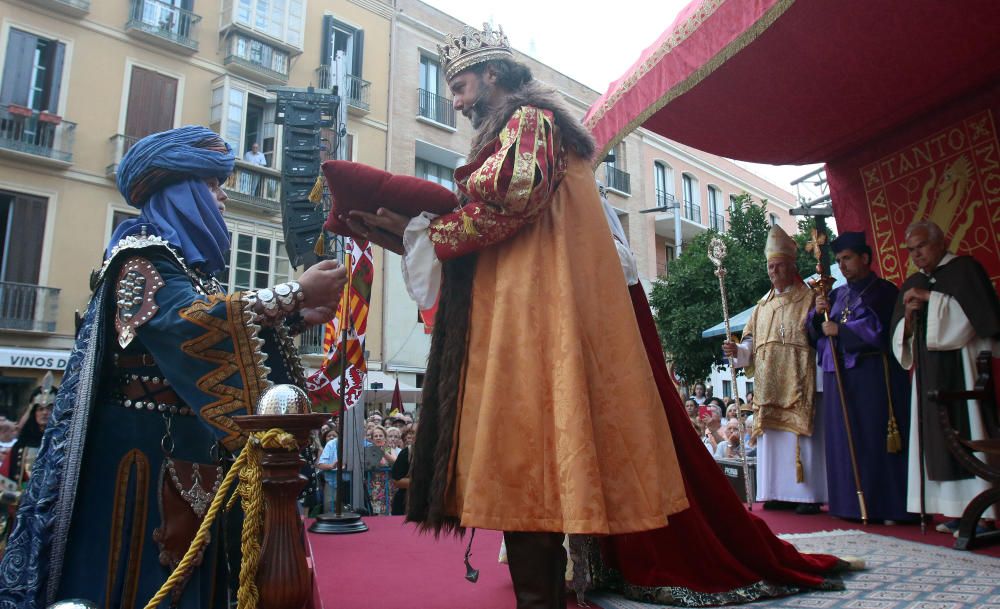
[881,354,903,454]
[308,175,325,204]
[462,211,479,237]
[314,232,325,256]
[795,436,804,483]
[886,417,902,454]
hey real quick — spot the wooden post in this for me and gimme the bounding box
[233,413,328,609]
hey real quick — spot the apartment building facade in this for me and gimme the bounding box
[0,0,797,416]
[0,0,392,418]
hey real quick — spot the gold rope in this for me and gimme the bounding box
[881,354,903,453]
[142,428,297,609]
[795,435,804,483]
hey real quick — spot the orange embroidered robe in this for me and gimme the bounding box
[427,106,688,534]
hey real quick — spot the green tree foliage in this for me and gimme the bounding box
[648,194,772,383]
[792,217,838,279]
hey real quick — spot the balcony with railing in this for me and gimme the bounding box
[683,200,702,223]
[222,160,282,214]
[605,165,631,195]
[709,212,726,232]
[417,89,456,129]
[316,68,370,113]
[106,134,141,177]
[0,107,76,166]
[0,283,60,333]
[225,32,289,85]
[297,324,326,356]
[655,189,676,209]
[126,0,201,53]
[30,0,90,16]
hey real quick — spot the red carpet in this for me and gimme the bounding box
[306,516,589,609]
[307,510,999,609]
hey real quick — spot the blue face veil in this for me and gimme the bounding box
[108,126,236,275]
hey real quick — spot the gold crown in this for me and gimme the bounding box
[438,23,513,80]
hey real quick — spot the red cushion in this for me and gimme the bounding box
[322,160,459,239]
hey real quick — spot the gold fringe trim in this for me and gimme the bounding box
[588,0,799,167]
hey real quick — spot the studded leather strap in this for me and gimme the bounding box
[114,257,165,348]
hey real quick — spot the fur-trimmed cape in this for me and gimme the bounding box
[405,81,595,535]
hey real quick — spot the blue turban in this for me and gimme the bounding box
[831,231,872,258]
[109,126,236,275]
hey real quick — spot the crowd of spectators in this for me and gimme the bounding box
[682,385,756,464]
[314,410,417,516]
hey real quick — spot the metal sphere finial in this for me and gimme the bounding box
[255,384,312,415]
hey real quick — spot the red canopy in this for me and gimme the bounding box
[583,0,1000,166]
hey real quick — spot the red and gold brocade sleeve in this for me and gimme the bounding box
[428,105,564,260]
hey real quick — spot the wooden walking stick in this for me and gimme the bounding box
[912,309,928,534]
[708,237,754,510]
[807,222,868,524]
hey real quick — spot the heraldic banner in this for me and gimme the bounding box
[306,238,374,412]
[827,82,1000,293]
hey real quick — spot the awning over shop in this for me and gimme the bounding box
[0,347,71,371]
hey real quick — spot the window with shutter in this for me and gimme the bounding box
[0,190,47,285]
[124,66,178,140]
[0,28,66,113]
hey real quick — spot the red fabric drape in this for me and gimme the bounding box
[600,286,840,593]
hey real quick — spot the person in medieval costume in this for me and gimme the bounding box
[0,126,346,609]
[724,226,827,514]
[890,220,999,532]
[345,24,853,609]
[806,232,913,523]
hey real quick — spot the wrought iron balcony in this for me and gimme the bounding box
[655,189,676,209]
[126,0,200,53]
[30,0,90,16]
[106,134,141,177]
[225,32,289,85]
[0,106,76,165]
[709,212,726,232]
[605,165,631,195]
[417,89,456,128]
[316,68,370,113]
[0,282,60,333]
[297,324,326,356]
[222,160,282,214]
[683,200,702,223]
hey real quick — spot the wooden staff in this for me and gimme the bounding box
[708,237,754,510]
[807,224,868,524]
[334,249,354,516]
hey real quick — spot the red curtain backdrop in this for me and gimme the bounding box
[827,83,1000,293]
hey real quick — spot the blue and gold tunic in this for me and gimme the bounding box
[0,231,305,609]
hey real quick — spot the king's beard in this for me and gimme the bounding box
[464,79,495,130]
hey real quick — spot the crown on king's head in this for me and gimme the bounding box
[438,23,514,80]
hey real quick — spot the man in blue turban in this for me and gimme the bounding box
[0,126,346,609]
[806,231,913,524]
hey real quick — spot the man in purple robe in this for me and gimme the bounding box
[808,232,913,523]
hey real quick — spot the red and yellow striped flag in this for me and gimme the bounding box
[305,238,373,413]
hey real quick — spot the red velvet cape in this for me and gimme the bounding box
[600,285,841,593]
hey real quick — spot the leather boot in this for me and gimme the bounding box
[503,531,567,609]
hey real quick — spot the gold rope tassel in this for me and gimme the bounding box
[308,175,325,204]
[881,354,903,454]
[143,428,296,609]
[795,435,805,483]
[461,211,479,237]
